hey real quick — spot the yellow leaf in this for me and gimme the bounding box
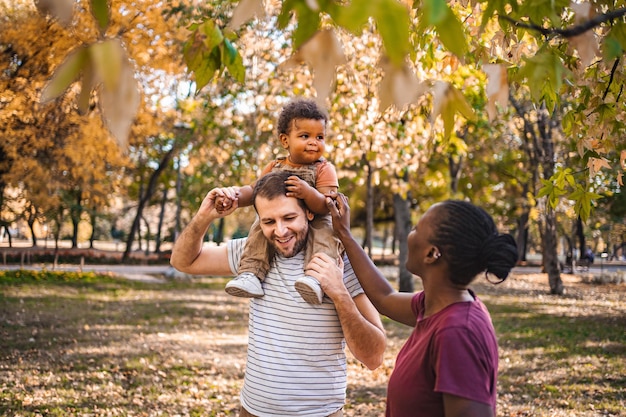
[227,0,266,30]
[483,64,509,121]
[281,29,346,103]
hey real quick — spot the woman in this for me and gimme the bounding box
[326,195,518,417]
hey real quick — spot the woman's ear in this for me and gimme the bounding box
[425,247,442,263]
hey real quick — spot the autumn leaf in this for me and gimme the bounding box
[40,46,88,103]
[378,57,426,112]
[281,29,346,103]
[587,156,612,177]
[568,2,599,68]
[227,0,266,30]
[483,64,509,121]
[99,58,140,148]
[34,0,73,26]
[431,81,476,138]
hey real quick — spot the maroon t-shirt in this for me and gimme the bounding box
[386,291,498,417]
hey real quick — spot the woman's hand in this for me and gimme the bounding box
[326,193,351,239]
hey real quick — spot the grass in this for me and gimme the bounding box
[1,269,624,416]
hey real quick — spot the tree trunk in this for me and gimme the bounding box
[70,191,82,249]
[26,204,38,247]
[142,215,151,255]
[123,147,176,262]
[364,159,374,256]
[155,185,168,253]
[516,209,529,262]
[1,224,12,247]
[448,155,463,194]
[393,193,413,293]
[89,207,96,249]
[575,216,585,260]
[213,217,225,246]
[541,209,564,294]
[537,104,564,295]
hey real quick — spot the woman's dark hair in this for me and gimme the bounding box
[253,171,308,212]
[277,98,328,135]
[429,200,518,286]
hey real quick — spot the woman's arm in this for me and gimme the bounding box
[327,194,416,327]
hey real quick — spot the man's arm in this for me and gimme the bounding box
[306,253,386,370]
[170,187,238,276]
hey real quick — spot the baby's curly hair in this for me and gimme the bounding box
[277,98,328,135]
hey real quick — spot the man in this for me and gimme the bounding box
[170,171,386,417]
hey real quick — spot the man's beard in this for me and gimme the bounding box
[272,225,308,258]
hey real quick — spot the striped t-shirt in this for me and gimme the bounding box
[227,238,364,416]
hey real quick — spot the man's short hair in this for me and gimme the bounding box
[253,171,308,212]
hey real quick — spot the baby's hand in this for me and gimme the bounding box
[285,175,311,199]
[215,195,233,214]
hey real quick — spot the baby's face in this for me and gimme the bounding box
[280,118,326,165]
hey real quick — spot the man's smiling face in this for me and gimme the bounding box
[255,194,314,258]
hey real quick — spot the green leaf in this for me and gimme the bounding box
[423,0,447,25]
[292,6,320,50]
[277,0,298,29]
[77,60,95,114]
[194,47,221,93]
[222,39,245,83]
[435,10,468,58]
[201,20,224,51]
[537,178,567,209]
[89,39,123,91]
[516,48,567,104]
[41,46,88,103]
[90,0,109,32]
[334,1,373,35]
[374,0,411,67]
[570,185,603,222]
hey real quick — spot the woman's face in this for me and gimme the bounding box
[405,205,441,275]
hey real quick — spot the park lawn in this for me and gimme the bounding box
[0,270,624,417]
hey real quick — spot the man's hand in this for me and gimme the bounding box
[284,175,313,200]
[199,186,240,218]
[305,253,347,300]
[326,193,351,238]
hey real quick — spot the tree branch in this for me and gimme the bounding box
[499,8,626,38]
